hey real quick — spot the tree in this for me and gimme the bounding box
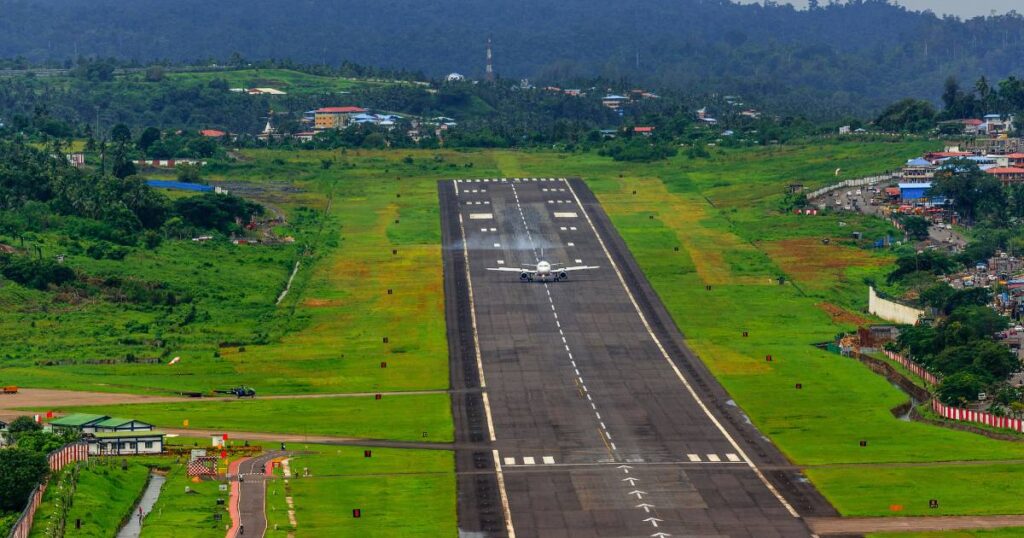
[937,372,986,406]
[874,99,936,132]
[930,161,1005,224]
[0,448,49,511]
[900,215,930,241]
[5,416,40,441]
[138,127,162,153]
[111,124,132,145]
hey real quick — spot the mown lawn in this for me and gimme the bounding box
[55,393,454,442]
[870,530,1024,538]
[807,464,1024,517]
[265,446,456,537]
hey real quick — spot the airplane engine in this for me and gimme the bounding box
[520,272,530,280]
[559,271,568,280]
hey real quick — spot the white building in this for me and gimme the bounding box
[88,430,165,456]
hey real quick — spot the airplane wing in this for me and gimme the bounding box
[486,267,534,273]
[560,266,600,272]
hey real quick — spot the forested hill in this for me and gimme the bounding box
[2,0,1024,114]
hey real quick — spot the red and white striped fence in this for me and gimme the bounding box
[7,443,89,538]
[884,349,940,386]
[932,399,1024,433]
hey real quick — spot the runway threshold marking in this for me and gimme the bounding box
[563,178,803,519]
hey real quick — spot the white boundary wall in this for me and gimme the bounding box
[807,173,902,200]
[869,287,924,325]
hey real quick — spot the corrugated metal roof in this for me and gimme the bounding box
[50,413,108,427]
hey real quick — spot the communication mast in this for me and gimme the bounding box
[485,37,495,83]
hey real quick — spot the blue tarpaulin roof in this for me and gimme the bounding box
[906,157,932,167]
[146,180,214,192]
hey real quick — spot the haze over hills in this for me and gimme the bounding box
[2,0,1024,115]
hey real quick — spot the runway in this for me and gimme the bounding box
[440,177,838,537]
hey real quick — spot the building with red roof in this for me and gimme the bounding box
[633,126,655,136]
[985,166,1024,185]
[199,129,227,138]
[1006,153,1024,167]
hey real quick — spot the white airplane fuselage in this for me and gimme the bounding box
[522,261,566,281]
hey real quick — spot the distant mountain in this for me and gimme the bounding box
[2,0,1023,115]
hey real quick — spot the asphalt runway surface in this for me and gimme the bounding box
[440,178,841,538]
[234,450,289,538]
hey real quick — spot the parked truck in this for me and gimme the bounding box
[2,386,18,394]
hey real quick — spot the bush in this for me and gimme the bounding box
[0,254,76,290]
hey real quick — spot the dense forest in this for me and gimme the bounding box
[1,0,1023,115]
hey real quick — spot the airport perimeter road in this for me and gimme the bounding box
[440,178,838,537]
[232,451,289,538]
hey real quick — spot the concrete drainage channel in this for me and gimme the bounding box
[116,472,166,538]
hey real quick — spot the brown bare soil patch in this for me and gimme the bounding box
[817,302,869,326]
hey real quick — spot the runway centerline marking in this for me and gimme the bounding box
[508,182,618,460]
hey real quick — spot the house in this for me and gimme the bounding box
[199,129,227,139]
[903,157,936,181]
[87,430,165,456]
[93,417,155,433]
[964,119,985,135]
[49,413,110,434]
[982,114,1015,136]
[313,107,368,131]
[634,126,655,136]
[898,182,932,202]
[293,131,317,143]
[1006,153,1024,167]
[601,95,629,110]
[446,73,465,82]
[740,109,761,119]
[839,125,852,135]
[66,153,85,168]
[985,166,1024,185]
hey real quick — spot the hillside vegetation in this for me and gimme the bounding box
[2,0,1024,114]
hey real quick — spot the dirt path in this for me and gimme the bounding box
[807,514,1024,535]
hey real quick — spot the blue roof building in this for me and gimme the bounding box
[898,182,932,202]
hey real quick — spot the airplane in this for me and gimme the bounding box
[486,260,599,282]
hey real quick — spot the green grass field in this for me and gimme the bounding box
[266,446,455,537]
[870,530,1024,538]
[59,394,453,442]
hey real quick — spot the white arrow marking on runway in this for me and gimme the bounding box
[643,517,663,528]
[635,503,655,513]
[651,533,672,538]
[622,477,639,486]
[628,490,647,500]
[617,465,632,473]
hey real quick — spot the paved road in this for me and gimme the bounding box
[441,178,837,537]
[233,451,290,538]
